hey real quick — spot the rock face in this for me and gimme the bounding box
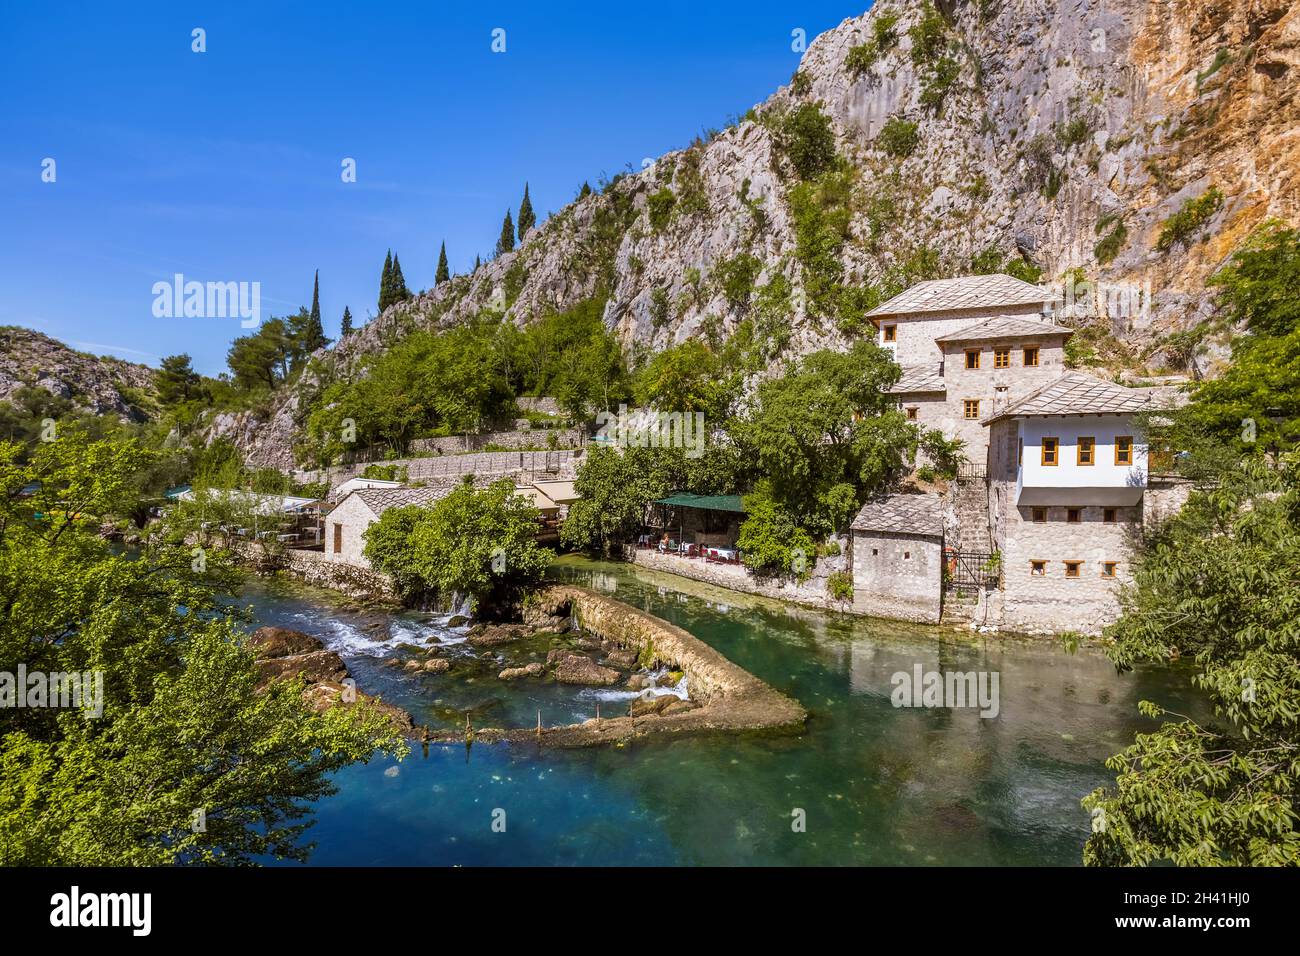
[198,0,1298,469]
[0,326,157,419]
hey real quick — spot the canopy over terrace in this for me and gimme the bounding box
[647,494,747,558]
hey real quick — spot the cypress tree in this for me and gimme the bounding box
[436,242,450,284]
[496,210,515,257]
[304,270,326,351]
[517,183,536,237]
[340,305,353,336]
[474,255,481,273]
[391,255,410,301]
[379,250,393,311]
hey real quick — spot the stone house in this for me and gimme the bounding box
[982,371,1174,634]
[850,494,945,624]
[323,486,457,567]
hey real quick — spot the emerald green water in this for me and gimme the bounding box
[245,556,1207,866]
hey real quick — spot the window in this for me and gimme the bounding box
[871,548,879,556]
[1103,507,1117,523]
[906,407,918,421]
[1102,561,1118,578]
[333,523,343,554]
[903,551,911,560]
[1064,560,1082,578]
[1031,507,1046,523]
[1077,436,1095,466]
[994,348,1010,368]
[1041,437,1059,465]
[1018,438,1023,465]
[965,349,981,370]
[964,399,980,419]
[1023,346,1039,367]
[1067,508,1081,523]
[1030,560,1047,576]
[883,324,897,343]
[1115,435,1134,466]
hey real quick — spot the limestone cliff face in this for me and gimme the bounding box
[225,0,1299,468]
[0,326,156,419]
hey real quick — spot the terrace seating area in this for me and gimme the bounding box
[635,534,742,565]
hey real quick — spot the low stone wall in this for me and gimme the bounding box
[283,549,398,603]
[425,584,807,748]
[409,428,581,456]
[627,547,846,612]
[295,448,580,488]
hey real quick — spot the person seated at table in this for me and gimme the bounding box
[658,532,670,553]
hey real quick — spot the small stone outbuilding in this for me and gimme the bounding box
[850,494,945,624]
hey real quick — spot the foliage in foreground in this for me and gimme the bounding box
[0,433,403,865]
[1082,458,1300,866]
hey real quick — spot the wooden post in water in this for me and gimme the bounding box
[536,709,542,740]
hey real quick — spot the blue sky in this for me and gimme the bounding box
[0,1,864,375]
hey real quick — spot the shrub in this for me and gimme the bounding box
[909,2,948,64]
[714,253,764,309]
[1056,116,1091,149]
[876,116,920,157]
[1094,217,1128,265]
[1156,187,1225,252]
[738,493,816,579]
[646,187,676,231]
[919,55,960,111]
[776,103,838,181]
[827,569,854,602]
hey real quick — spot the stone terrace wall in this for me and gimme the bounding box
[296,448,581,489]
[284,549,398,603]
[627,546,848,612]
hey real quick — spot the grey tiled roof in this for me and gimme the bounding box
[851,494,945,537]
[983,372,1158,423]
[867,274,1056,318]
[934,315,1073,344]
[355,485,458,516]
[888,364,946,394]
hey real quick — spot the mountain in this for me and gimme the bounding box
[0,326,157,420]
[224,0,1298,467]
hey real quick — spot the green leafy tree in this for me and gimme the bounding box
[302,269,328,352]
[635,340,734,422]
[496,210,516,257]
[776,102,838,181]
[157,353,202,406]
[390,255,410,302]
[364,478,551,610]
[435,242,450,284]
[1082,457,1300,866]
[561,446,684,555]
[517,183,536,236]
[0,433,403,865]
[737,487,816,578]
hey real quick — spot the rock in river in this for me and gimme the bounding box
[553,654,620,686]
[248,626,324,659]
[499,662,545,680]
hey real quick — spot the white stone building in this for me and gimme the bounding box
[323,486,458,567]
[850,495,946,624]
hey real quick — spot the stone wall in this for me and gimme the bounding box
[627,545,848,611]
[851,530,943,624]
[880,303,1045,367]
[320,493,377,566]
[295,448,581,489]
[408,427,581,456]
[283,549,398,603]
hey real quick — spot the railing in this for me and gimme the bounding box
[944,549,1000,595]
[956,462,987,481]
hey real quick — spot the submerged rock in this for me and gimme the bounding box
[499,663,545,680]
[553,654,620,686]
[468,623,532,647]
[603,647,638,669]
[447,615,469,628]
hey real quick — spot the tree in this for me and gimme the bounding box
[737,487,816,578]
[157,354,201,406]
[378,249,394,312]
[390,255,410,302]
[496,210,515,257]
[226,318,293,390]
[364,477,551,610]
[635,340,734,422]
[1082,457,1300,866]
[474,255,482,273]
[435,242,450,284]
[0,433,403,864]
[300,270,328,353]
[775,102,838,181]
[340,305,353,337]
[517,183,536,237]
[561,446,684,555]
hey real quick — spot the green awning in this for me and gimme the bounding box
[652,494,746,513]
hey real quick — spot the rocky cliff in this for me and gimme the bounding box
[0,326,157,420]
[224,0,1300,468]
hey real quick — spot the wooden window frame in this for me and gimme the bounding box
[965,349,981,370]
[1064,560,1082,578]
[1030,560,1047,576]
[1023,346,1039,367]
[1041,437,1059,466]
[994,347,1010,369]
[906,406,918,421]
[1067,507,1081,523]
[883,324,897,343]
[963,399,980,420]
[1031,507,1046,523]
[1115,435,1134,466]
[1077,436,1095,466]
[1103,507,1117,523]
[1101,561,1118,578]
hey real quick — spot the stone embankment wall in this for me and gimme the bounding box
[626,545,849,612]
[295,448,580,489]
[426,585,807,749]
[220,538,399,603]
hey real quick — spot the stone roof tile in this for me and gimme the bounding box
[867,274,1057,318]
[850,494,945,537]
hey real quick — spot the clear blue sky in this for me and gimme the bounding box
[0,1,864,376]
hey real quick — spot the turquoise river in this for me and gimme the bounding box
[242,555,1207,866]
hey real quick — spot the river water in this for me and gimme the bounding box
[241,555,1206,866]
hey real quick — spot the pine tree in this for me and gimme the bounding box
[436,242,450,284]
[517,183,536,237]
[578,181,592,199]
[340,305,353,337]
[379,250,393,312]
[391,255,410,301]
[496,210,515,257]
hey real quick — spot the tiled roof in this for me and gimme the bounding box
[867,274,1056,318]
[355,485,458,516]
[888,364,946,394]
[851,494,945,537]
[983,372,1158,423]
[934,315,1073,344]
